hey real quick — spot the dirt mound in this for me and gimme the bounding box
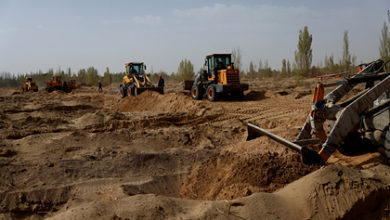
[243,90,266,101]
[115,91,201,113]
[47,164,390,220]
[0,185,72,219]
[180,150,319,200]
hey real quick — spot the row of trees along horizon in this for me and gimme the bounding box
[1,12,390,88]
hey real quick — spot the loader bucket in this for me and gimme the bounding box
[246,122,302,153]
[182,80,195,91]
[246,122,323,164]
[247,123,264,141]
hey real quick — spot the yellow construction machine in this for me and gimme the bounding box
[21,77,38,92]
[118,62,163,98]
[46,75,76,93]
[183,53,248,101]
[247,59,390,165]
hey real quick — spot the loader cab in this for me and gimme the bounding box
[54,75,62,83]
[125,62,145,76]
[205,54,232,76]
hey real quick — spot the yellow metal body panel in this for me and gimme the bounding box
[207,66,240,85]
[22,81,38,91]
[47,75,63,88]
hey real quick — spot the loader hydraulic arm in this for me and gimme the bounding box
[319,74,390,161]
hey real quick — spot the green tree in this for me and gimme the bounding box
[379,19,390,67]
[103,67,112,85]
[78,69,87,85]
[177,59,194,80]
[65,67,72,80]
[232,48,242,71]
[249,61,256,78]
[281,59,287,75]
[287,60,291,76]
[341,30,352,72]
[294,26,312,77]
[86,66,99,85]
[324,54,337,73]
[257,60,263,77]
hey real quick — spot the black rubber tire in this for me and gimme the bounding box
[234,91,244,100]
[191,86,203,100]
[207,85,217,102]
[34,88,38,92]
[133,87,138,97]
[127,87,132,97]
[120,86,126,98]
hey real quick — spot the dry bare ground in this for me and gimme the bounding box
[0,77,389,219]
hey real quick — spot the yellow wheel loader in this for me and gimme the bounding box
[46,75,76,93]
[118,62,163,98]
[183,54,248,101]
[21,77,38,92]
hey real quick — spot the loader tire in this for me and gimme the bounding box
[234,91,244,100]
[133,87,138,97]
[191,86,203,100]
[127,87,132,97]
[120,86,126,98]
[207,85,217,102]
[378,129,390,164]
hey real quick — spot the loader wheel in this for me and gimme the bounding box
[120,86,126,98]
[234,91,244,100]
[34,88,38,92]
[133,87,138,97]
[378,129,390,164]
[207,85,217,102]
[191,86,203,100]
[127,87,132,97]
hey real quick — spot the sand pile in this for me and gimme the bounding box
[44,164,390,219]
[116,91,202,113]
[180,149,319,200]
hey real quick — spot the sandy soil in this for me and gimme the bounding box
[0,77,389,219]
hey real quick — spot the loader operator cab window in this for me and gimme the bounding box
[56,76,62,83]
[207,55,232,78]
[128,64,143,76]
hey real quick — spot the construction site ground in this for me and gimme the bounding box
[1,77,390,219]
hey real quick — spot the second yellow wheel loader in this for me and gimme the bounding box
[183,54,248,101]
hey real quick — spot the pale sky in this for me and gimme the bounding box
[0,0,389,75]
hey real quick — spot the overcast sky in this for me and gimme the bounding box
[0,0,389,75]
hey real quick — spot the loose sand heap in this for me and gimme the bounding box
[40,164,390,220]
[0,78,389,219]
